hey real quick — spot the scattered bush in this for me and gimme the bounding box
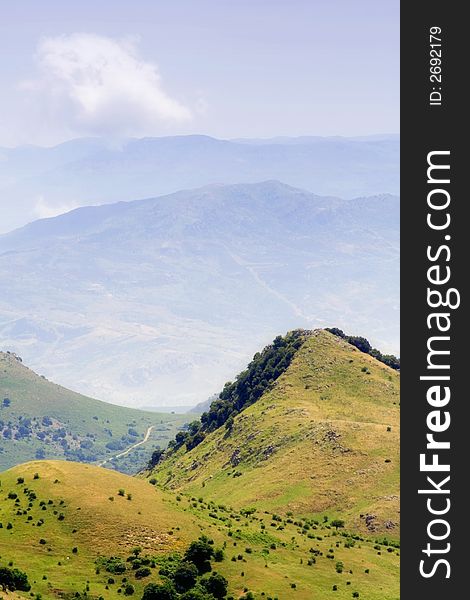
[123,583,135,596]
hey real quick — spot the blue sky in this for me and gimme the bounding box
[0,0,399,146]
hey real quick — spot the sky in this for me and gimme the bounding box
[0,0,399,147]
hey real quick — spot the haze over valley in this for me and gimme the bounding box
[0,177,399,408]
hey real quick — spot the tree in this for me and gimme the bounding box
[187,421,202,436]
[162,330,306,455]
[186,430,206,451]
[213,548,224,562]
[135,567,151,579]
[180,587,216,600]
[201,572,228,599]
[142,581,177,600]
[148,447,164,468]
[0,566,31,591]
[347,336,372,354]
[325,328,346,338]
[173,561,199,592]
[174,431,187,448]
[184,538,215,574]
[331,519,345,530]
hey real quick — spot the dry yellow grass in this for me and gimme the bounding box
[150,330,400,535]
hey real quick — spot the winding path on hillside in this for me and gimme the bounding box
[98,425,154,467]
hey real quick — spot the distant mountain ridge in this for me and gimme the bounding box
[0,181,399,407]
[0,134,399,233]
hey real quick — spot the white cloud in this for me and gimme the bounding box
[33,196,79,220]
[23,33,192,139]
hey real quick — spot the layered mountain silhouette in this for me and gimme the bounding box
[0,181,399,407]
[0,134,399,233]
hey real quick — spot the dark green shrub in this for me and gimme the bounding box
[135,567,151,579]
[142,581,177,600]
[201,572,228,599]
[214,549,224,562]
[0,566,31,591]
[184,538,215,574]
[173,561,198,592]
[180,588,214,600]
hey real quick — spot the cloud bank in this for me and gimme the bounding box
[23,33,192,140]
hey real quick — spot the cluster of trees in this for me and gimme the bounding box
[142,536,227,599]
[150,331,306,466]
[0,565,31,592]
[0,414,71,444]
[325,328,400,370]
[97,537,228,599]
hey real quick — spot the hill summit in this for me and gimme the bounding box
[147,329,400,534]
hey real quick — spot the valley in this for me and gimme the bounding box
[0,181,399,409]
[0,328,400,599]
[0,351,187,473]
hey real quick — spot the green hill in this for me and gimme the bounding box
[0,352,188,473]
[147,330,400,535]
[0,460,399,600]
[0,330,400,599]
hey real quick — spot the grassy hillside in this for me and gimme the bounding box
[147,330,400,535]
[0,460,399,600]
[0,352,188,473]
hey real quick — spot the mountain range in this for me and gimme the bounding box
[0,181,399,407]
[0,134,399,233]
